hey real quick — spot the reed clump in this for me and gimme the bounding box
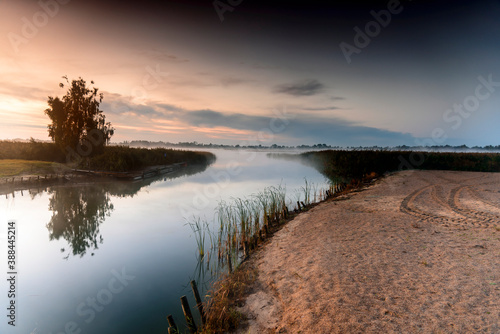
[212,185,289,270]
[184,178,346,332]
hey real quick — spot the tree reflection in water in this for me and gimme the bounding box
[45,163,212,258]
[47,185,112,258]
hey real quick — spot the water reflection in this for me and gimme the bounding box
[46,163,212,258]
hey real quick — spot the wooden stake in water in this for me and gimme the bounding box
[227,252,233,273]
[166,315,178,333]
[243,241,249,258]
[180,296,197,334]
[190,280,206,325]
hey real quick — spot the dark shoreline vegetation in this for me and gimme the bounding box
[270,150,500,181]
[0,140,215,173]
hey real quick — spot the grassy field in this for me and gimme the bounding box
[0,159,69,177]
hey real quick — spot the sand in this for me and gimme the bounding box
[236,170,500,333]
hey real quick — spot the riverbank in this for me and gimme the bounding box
[235,170,500,333]
[0,160,209,195]
[0,142,216,194]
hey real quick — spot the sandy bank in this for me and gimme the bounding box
[236,170,500,333]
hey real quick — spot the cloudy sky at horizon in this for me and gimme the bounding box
[1,0,500,146]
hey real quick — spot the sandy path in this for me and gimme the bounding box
[236,170,500,333]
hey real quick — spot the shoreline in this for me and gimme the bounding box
[0,162,189,195]
[233,170,500,333]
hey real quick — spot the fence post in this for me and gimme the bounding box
[180,296,197,334]
[227,252,233,274]
[166,314,178,333]
[190,280,206,326]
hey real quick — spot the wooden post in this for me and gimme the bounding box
[243,241,249,258]
[167,315,178,333]
[180,296,197,334]
[227,252,233,273]
[190,280,206,325]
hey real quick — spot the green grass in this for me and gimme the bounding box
[0,159,68,177]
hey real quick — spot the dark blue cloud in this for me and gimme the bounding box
[302,106,341,111]
[274,79,325,96]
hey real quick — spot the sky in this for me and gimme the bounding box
[1,0,500,147]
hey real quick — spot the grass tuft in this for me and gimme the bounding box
[201,265,257,333]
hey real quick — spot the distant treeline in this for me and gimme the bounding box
[271,150,500,180]
[0,140,215,172]
[123,140,500,151]
[123,140,333,149]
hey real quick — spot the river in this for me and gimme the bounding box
[0,149,327,334]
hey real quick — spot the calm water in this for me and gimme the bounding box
[0,149,326,334]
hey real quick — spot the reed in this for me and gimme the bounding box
[301,178,312,206]
[188,217,208,259]
[192,179,333,280]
